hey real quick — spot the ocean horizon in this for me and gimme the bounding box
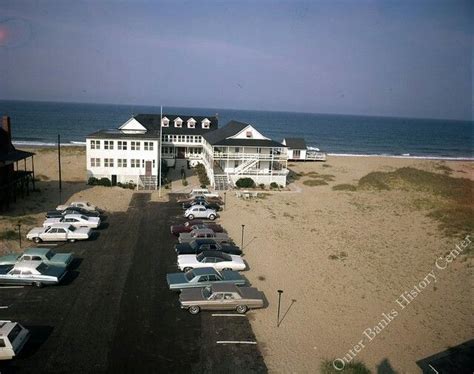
[1,99,472,160]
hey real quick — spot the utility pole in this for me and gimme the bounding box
[158,106,163,197]
[58,134,62,203]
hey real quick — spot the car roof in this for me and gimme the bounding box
[12,261,41,270]
[46,223,73,228]
[192,239,218,245]
[199,251,228,259]
[0,321,18,336]
[191,228,214,234]
[24,247,51,256]
[62,214,84,218]
[192,267,218,276]
[210,283,238,292]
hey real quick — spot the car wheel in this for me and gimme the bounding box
[236,305,248,314]
[33,281,43,288]
[208,214,216,220]
[189,305,200,315]
[183,267,193,272]
[188,214,194,220]
[33,237,42,243]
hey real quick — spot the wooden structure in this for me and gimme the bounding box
[0,116,36,211]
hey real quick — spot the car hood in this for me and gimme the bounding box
[166,273,188,285]
[179,288,205,302]
[0,254,20,265]
[177,255,199,266]
[51,253,74,265]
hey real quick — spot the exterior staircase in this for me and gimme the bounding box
[234,159,258,175]
[139,175,157,190]
[214,175,229,191]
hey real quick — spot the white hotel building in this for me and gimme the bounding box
[86,114,288,189]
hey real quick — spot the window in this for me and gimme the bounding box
[118,159,127,167]
[201,119,210,129]
[161,117,169,127]
[104,140,114,150]
[104,158,114,167]
[142,159,145,168]
[246,131,252,138]
[118,141,127,150]
[131,159,140,168]
[152,160,156,168]
[90,140,100,149]
[187,118,196,128]
[208,275,218,281]
[235,147,240,153]
[131,141,141,151]
[144,142,154,151]
[90,158,100,167]
[174,117,183,127]
[178,135,182,142]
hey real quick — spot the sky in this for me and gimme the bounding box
[0,0,472,120]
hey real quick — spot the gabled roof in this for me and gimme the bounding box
[0,128,34,162]
[203,120,285,148]
[283,138,307,150]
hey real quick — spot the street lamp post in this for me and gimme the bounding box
[277,289,283,327]
[16,223,21,249]
[241,224,245,249]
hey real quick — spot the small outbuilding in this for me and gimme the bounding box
[282,137,327,161]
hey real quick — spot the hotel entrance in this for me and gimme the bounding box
[177,147,186,159]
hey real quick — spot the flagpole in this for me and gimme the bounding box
[158,105,163,197]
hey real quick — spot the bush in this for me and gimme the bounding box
[0,230,18,240]
[98,177,112,187]
[236,178,255,188]
[87,177,99,185]
[182,180,188,186]
[270,182,279,189]
[259,183,265,190]
[194,164,210,186]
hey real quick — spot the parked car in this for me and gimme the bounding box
[0,248,74,268]
[175,239,242,256]
[46,207,101,218]
[56,201,100,212]
[184,206,217,220]
[43,214,101,229]
[0,261,68,287]
[177,251,246,272]
[170,221,224,236]
[26,224,91,243]
[182,200,221,211]
[189,188,220,199]
[178,228,230,244]
[0,321,30,360]
[179,283,264,314]
[177,195,223,205]
[166,267,246,291]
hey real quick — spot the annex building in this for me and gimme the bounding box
[86,114,288,190]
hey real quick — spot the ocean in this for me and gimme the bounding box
[0,100,472,160]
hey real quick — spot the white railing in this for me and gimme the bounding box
[306,152,327,161]
[213,152,288,161]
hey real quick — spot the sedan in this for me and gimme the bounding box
[27,224,91,243]
[0,248,74,268]
[46,207,101,219]
[170,221,224,236]
[43,214,101,229]
[0,321,30,360]
[0,261,67,287]
[175,239,242,256]
[182,200,221,212]
[177,251,246,272]
[166,267,246,290]
[179,283,265,314]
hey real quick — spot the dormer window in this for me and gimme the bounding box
[187,118,196,129]
[174,117,183,128]
[161,117,169,127]
[202,118,210,129]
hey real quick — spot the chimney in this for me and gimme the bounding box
[2,116,11,142]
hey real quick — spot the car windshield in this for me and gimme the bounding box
[45,250,56,260]
[185,270,195,281]
[68,225,76,231]
[196,253,206,262]
[190,241,198,250]
[36,263,48,273]
[80,215,89,220]
[202,286,212,299]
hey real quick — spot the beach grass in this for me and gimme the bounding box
[333,184,357,191]
[0,230,18,240]
[320,360,371,373]
[303,179,328,186]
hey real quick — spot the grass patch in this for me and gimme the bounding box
[333,184,357,191]
[322,164,332,168]
[434,163,453,175]
[328,251,348,261]
[0,230,18,240]
[428,207,474,240]
[303,179,328,187]
[321,359,371,373]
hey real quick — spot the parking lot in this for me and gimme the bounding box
[0,193,266,373]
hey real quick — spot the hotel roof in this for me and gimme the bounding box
[283,138,307,150]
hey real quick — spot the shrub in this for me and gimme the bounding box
[87,177,99,185]
[303,179,328,186]
[259,183,265,190]
[182,180,188,186]
[0,230,18,240]
[236,178,255,188]
[270,182,279,189]
[98,177,112,187]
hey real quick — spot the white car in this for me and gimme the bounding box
[184,206,217,220]
[0,321,30,360]
[178,251,246,272]
[26,224,91,243]
[56,201,99,212]
[189,189,220,199]
[43,214,101,229]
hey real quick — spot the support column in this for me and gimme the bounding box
[32,155,36,190]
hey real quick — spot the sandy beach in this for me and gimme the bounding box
[1,147,472,373]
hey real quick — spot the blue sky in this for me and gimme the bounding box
[0,0,472,120]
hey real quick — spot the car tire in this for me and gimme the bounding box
[188,214,194,220]
[189,305,200,315]
[236,305,248,314]
[33,281,43,288]
[183,267,193,272]
[33,237,42,244]
[208,214,216,220]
